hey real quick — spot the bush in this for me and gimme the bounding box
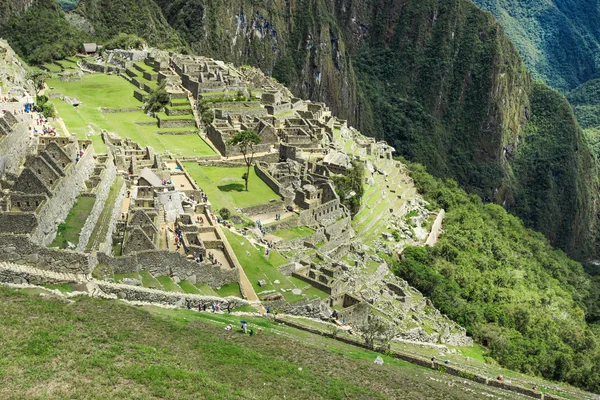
[219,208,231,220]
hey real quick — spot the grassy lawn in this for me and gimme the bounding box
[155,111,195,120]
[134,61,156,73]
[272,226,315,241]
[182,163,280,210]
[114,272,142,283]
[138,271,163,289]
[155,276,183,293]
[195,283,219,296]
[0,286,523,400]
[48,73,215,157]
[178,280,201,294]
[50,196,96,249]
[215,283,242,298]
[222,229,328,303]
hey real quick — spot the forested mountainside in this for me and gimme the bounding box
[1,0,599,261]
[472,0,600,93]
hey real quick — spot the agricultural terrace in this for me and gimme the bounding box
[46,74,215,157]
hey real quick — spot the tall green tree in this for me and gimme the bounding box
[26,70,51,97]
[143,80,170,114]
[228,130,261,191]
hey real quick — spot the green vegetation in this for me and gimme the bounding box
[103,33,146,51]
[222,229,327,303]
[143,80,170,113]
[330,160,364,216]
[50,196,96,249]
[0,0,88,65]
[0,286,509,399]
[472,0,600,92]
[155,276,183,293]
[27,70,51,96]
[48,73,214,156]
[227,130,262,191]
[272,226,315,241]
[73,0,186,50]
[397,161,600,392]
[182,163,280,210]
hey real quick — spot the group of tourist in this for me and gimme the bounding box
[75,144,87,163]
[186,300,232,314]
[207,251,222,267]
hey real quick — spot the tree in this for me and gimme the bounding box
[228,130,261,191]
[42,102,56,118]
[359,314,396,350]
[143,80,170,114]
[27,70,51,97]
[219,208,231,220]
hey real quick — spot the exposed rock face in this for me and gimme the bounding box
[0,39,33,98]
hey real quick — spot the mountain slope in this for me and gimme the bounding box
[472,0,600,93]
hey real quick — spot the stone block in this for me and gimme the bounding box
[258,279,267,287]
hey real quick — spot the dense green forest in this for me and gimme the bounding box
[0,0,88,64]
[472,0,600,93]
[399,161,600,391]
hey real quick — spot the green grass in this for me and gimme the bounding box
[43,63,63,73]
[48,74,214,157]
[215,283,242,298]
[134,61,156,73]
[194,283,219,297]
[182,163,281,210]
[0,286,518,400]
[155,276,183,293]
[155,112,195,121]
[114,272,142,283]
[272,226,315,241]
[41,284,72,293]
[138,271,163,289]
[178,280,201,294]
[50,196,96,249]
[222,229,328,303]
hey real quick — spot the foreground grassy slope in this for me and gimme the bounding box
[0,287,523,400]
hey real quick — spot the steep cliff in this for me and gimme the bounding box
[472,0,600,93]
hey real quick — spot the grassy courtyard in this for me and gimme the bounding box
[50,196,96,249]
[47,74,215,157]
[182,163,281,210]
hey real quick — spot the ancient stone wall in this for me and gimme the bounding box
[31,146,96,246]
[99,177,126,254]
[0,122,36,179]
[77,157,117,252]
[97,249,239,287]
[0,212,38,234]
[254,163,294,203]
[157,118,196,129]
[96,281,246,307]
[0,234,93,274]
[240,201,286,216]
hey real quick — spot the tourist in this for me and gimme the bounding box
[203,303,207,311]
[249,329,254,336]
[227,303,231,314]
[186,300,191,310]
[198,303,202,312]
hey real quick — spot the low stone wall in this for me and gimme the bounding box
[241,201,286,216]
[133,90,145,102]
[157,130,195,135]
[0,261,84,285]
[157,118,196,129]
[100,107,142,113]
[0,234,94,274]
[165,107,192,117]
[97,249,239,288]
[254,163,294,203]
[31,145,96,246]
[96,281,247,308]
[77,158,117,252]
